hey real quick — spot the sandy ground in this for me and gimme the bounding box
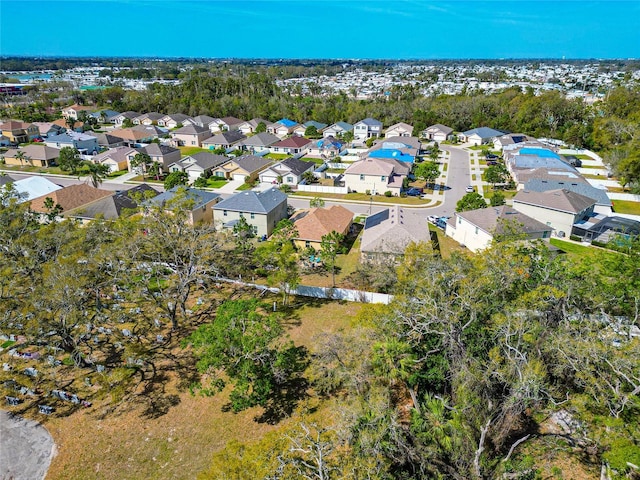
[0,409,55,480]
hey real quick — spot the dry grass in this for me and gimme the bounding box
[40,292,361,480]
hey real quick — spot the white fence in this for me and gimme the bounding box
[297,184,348,194]
[292,285,393,304]
[215,277,393,304]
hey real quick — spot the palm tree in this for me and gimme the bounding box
[147,161,162,181]
[83,161,110,188]
[14,150,26,167]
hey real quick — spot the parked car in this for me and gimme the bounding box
[427,215,439,224]
[465,185,475,193]
[405,187,423,196]
[435,216,449,229]
[486,153,499,159]
[486,160,497,166]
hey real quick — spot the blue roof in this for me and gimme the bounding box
[518,148,561,159]
[512,155,576,172]
[276,118,297,128]
[368,149,415,163]
[316,137,344,148]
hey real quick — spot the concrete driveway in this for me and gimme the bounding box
[215,178,245,193]
[0,409,55,480]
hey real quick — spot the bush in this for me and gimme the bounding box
[569,235,582,241]
[365,190,371,195]
[384,191,392,197]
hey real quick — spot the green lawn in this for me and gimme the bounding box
[205,178,228,188]
[291,191,434,205]
[549,238,593,255]
[1,164,68,175]
[612,200,640,215]
[178,146,209,156]
[265,153,290,160]
[482,185,518,199]
[107,170,130,178]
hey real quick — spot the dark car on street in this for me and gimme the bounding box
[405,187,423,196]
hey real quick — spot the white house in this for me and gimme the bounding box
[445,206,551,252]
[259,157,316,186]
[385,122,413,138]
[422,124,454,142]
[343,157,409,196]
[353,118,383,145]
[512,188,596,239]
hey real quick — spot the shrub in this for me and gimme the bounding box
[384,191,392,197]
[569,234,582,241]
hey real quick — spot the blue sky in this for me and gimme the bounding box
[1,1,638,59]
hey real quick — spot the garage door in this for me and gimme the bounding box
[232,174,246,182]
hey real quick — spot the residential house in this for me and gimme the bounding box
[292,124,308,137]
[259,157,316,185]
[139,143,181,172]
[12,176,62,202]
[306,136,344,159]
[169,152,229,183]
[237,118,273,135]
[360,206,431,261]
[109,125,165,147]
[322,122,353,138]
[93,146,138,173]
[385,122,414,138]
[445,206,551,253]
[459,127,504,146]
[268,118,299,138]
[45,131,99,154]
[239,132,281,154]
[145,186,221,224]
[171,124,212,147]
[4,145,60,167]
[353,118,383,145]
[0,135,11,147]
[29,184,113,217]
[134,112,164,126]
[183,115,216,129]
[303,120,328,132]
[89,109,120,123]
[90,132,127,149]
[66,184,159,222]
[522,178,612,215]
[0,174,15,187]
[270,136,312,155]
[113,111,141,127]
[343,157,410,196]
[32,122,66,138]
[202,131,247,151]
[367,137,421,164]
[61,104,94,120]
[421,124,454,142]
[210,116,244,133]
[158,114,189,129]
[512,189,596,239]
[0,121,40,144]
[52,118,84,132]
[211,155,271,183]
[493,133,534,151]
[213,187,288,237]
[292,205,353,250]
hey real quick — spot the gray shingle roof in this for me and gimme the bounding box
[463,127,504,138]
[233,155,271,174]
[147,186,220,210]
[173,124,209,135]
[241,132,281,147]
[142,143,180,157]
[361,206,430,254]
[280,157,316,176]
[524,179,611,207]
[457,206,550,235]
[74,184,159,219]
[513,189,596,214]
[205,130,246,145]
[357,117,383,127]
[181,152,229,170]
[214,187,287,214]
